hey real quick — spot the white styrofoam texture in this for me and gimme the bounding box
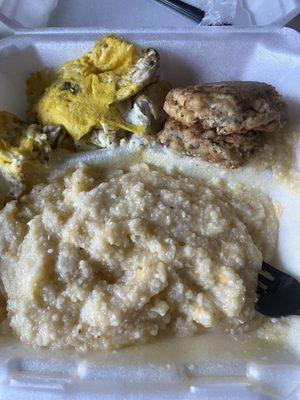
[48,0,300,29]
[0,0,58,28]
[0,0,299,30]
[241,0,300,26]
[0,27,299,399]
[47,0,300,28]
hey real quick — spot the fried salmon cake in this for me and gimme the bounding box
[164,81,286,136]
[158,118,261,168]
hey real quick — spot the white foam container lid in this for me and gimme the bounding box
[0,1,300,399]
[0,0,300,29]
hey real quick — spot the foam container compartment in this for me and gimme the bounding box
[0,26,300,399]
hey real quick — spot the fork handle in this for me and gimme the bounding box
[153,0,205,23]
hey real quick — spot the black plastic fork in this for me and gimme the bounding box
[256,261,300,317]
[152,0,205,23]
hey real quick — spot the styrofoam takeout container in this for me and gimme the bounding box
[0,0,300,29]
[0,1,299,399]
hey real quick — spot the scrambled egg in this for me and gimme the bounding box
[0,35,168,206]
[0,111,56,206]
[75,80,172,151]
[0,111,51,179]
[29,35,160,141]
[27,69,54,122]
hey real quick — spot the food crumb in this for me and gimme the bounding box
[190,386,198,393]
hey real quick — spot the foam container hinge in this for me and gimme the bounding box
[0,26,299,399]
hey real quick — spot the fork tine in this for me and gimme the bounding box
[258,273,271,287]
[256,285,265,297]
[262,261,291,280]
[261,261,276,275]
[256,262,300,317]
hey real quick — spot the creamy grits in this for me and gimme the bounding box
[0,163,278,351]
